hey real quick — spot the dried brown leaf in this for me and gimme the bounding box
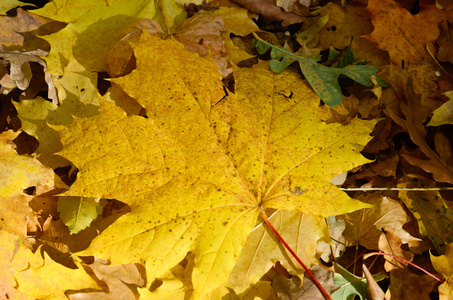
[362,264,384,300]
[382,79,453,183]
[231,0,305,25]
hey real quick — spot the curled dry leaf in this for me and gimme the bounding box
[0,50,44,90]
[276,0,311,16]
[381,77,453,183]
[198,6,259,36]
[231,0,305,25]
[107,15,231,78]
[68,258,145,300]
[0,8,58,100]
[437,20,453,63]
[106,19,165,78]
[175,15,226,56]
[0,50,57,103]
[175,15,231,78]
[378,230,414,272]
[362,264,384,300]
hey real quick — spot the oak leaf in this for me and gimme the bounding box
[382,79,453,183]
[52,33,375,297]
[253,34,385,107]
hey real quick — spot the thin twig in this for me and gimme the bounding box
[340,187,453,191]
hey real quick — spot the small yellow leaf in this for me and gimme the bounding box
[0,130,54,198]
[428,91,453,126]
[13,97,62,155]
[0,230,100,299]
[0,130,55,237]
[0,0,34,14]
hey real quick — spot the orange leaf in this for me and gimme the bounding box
[365,0,447,67]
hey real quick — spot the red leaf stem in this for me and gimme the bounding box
[364,252,443,282]
[258,206,333,300]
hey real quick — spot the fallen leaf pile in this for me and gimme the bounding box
[1,0,453,299]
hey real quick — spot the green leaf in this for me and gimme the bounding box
[328,47,341,61]
[331,264,386,300]
[57,197,106,234]
[337,47,356,68]
[253,34,387,107]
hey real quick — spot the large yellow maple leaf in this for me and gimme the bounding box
[52,33,375,297]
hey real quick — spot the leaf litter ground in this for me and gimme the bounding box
[2,0,453,299]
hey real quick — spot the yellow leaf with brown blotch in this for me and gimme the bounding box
[0,130,55,237]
